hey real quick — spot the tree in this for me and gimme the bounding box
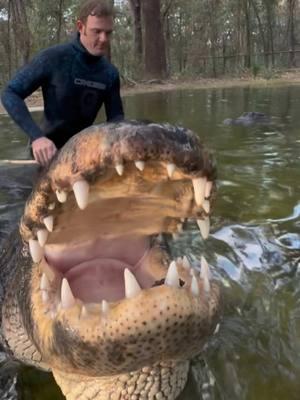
[141,0,167,79]
[128,0,143,66]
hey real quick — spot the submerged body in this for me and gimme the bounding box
[0,121,220,399]
[223,112,271,127]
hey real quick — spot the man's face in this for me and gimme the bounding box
[77,15,113,57]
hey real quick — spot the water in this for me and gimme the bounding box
[0,85,299,399]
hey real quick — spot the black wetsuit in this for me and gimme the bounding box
[1,34,124,149]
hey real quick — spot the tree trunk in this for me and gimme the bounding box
[56,0,64,44]
[250,0,268,67]
[10,0,31,65]
[264,1,275,67]
[128,0,143,66]
[141,0,167,79]
[243,0,251,69]
[287,0,296,67]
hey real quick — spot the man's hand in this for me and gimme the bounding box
[32,137,57,166]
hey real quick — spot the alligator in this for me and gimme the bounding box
[0,121,221,400]
[223,111,271,127]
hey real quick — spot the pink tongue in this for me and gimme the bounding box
[65,258,132,303]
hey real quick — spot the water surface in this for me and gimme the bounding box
[0,85,299,399]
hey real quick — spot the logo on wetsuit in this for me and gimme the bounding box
[74,78,106,90]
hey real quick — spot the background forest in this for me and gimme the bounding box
[0,0,299,88]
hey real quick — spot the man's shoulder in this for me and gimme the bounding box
[35,40,74,61]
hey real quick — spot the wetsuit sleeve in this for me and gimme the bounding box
[1,52,50,141]
[104,73,124,122]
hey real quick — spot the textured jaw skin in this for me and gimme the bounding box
[3,121,221,400]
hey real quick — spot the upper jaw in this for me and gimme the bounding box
[20,121,220,371]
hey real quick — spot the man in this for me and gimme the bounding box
[1,0,124,166]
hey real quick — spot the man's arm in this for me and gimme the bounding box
[1,51,57,165]
[104,73,124,122]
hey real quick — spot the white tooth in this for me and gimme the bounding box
[203,200,210,214]
[165,261,179,288]
[205,181,213,199]
[197,217,210,239]
[29,239,44,263]
[172,233,179,241]
[182,256,191,269]
[48,202,55,210]
[81,305,88,318]
[43,216,54,232]
[192,177,207,206]
[102,300,109,313]
[43,264,55,283]
[213,323,220,335]
[180,218,185,223]
[176,256,183,265]
[157,234,163,242]
[61,278,76,309]
[37,229,48,247]
[124,268,142,299]
[135,161,145,171]
[42,291,49,303]
[166,163,176,178]
[56,189,68,203]
[40,273,50,291]
[200,256,211,294]
[115,163,124,176]
[73,180,89,210]
[191,276,199,296]
[177,223,183,233]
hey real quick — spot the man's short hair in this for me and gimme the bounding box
[78,0,114,24]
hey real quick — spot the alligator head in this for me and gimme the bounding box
[2,121,220,400]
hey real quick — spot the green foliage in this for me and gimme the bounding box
[0,0,299,87]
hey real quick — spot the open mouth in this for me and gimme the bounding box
[20,122,219,357]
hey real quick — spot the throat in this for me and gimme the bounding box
[43,235,154,303]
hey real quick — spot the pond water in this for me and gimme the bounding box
[0,85,299,399]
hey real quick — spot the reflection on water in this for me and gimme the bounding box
[0,85,299,399]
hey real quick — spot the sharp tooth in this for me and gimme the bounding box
[29,239,44,263]
[197,217,210,239]
[56,189,68,203]
[165,261,179,288]
[191,275,199,296]
[180,218,185,223]
[115,163,124,176]
[102,300,109,313]
[203,200,210,214]
[73,180,89,210]
[166,163,176,178]
[42,291,49,303]
[192,177,207,206]
[176,256,183,265]
[40,273,50,291]
[124,268,142,298]
[81,305,88,318]
[213,323,220,335]
[61,278,76,309]
[43,264,55,282]
[200,256,211,294]
[182,256,191,269]
[205,181,213,199]
[177,223,183,233]
[135,161,145,171]
[172,233,179,240]
[43,216,54,232]
[37,229,48,247]
[48,202,55,210]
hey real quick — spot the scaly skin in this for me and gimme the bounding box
[1,121,220,400]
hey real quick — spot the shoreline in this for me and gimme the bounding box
[1,71,300,114]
